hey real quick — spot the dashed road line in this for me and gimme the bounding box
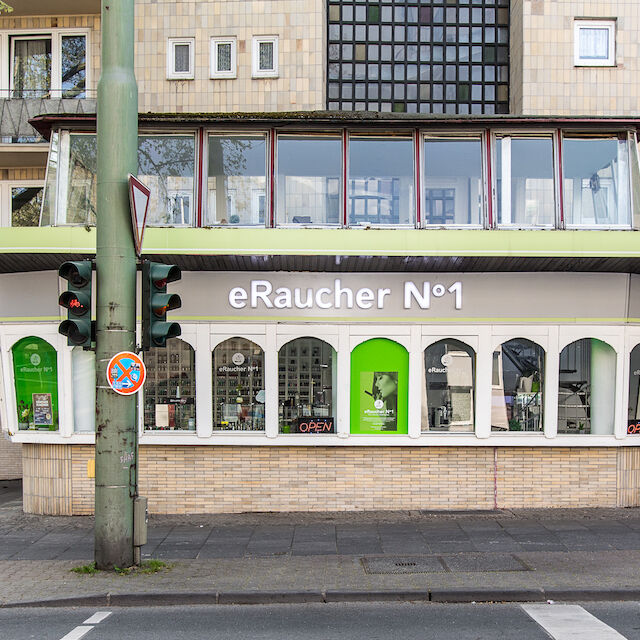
[59,610,113,640]
[83,611,112,625]
[521,604,628,640]
[59,627,94,640]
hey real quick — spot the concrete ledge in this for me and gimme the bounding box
[217,591,325,605]
[1,594,109,608]
[544,588,640,602]
[325,590,429,602]
[430,588,546,603]
[109,592,219,607]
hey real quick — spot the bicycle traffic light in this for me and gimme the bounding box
[58,260,93,347]
[142,261,182,350]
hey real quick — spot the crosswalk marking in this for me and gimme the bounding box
[59,626,94,640]
[83,611,112,624]
[521,604,628,640]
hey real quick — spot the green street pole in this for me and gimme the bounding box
[95,0,138,569]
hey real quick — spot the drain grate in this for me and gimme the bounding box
[361,554,531,574]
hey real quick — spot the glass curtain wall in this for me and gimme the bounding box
[491,338,544,432]
[277,135,341,225]
[206,135,267,226]
[423,137,483,225]
[422,339,475,432]
[496,136,555,226]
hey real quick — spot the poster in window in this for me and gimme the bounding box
[32,393,53,426]
[360,371,398,431]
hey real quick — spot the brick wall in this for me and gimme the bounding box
[22,443,72,515]
[0,435,21,480]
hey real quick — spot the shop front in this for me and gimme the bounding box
[3,268,640,514]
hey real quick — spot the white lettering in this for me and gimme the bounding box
[251,280,273,308]
[273,287,292,309]
[404,281,430,309]
[377,288,391,308]
[315,287,332,309]
[448,281,462,310]
[294,287,313,309]
[229,287,248,309]
[334,279,353,309]
[355,287,375,309]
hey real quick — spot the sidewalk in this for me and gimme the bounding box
[3,480,640,606]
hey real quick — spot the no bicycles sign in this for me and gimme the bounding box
[106,351,146,396]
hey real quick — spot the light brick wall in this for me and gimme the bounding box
[134,0,325,113]
[42,444,635,515]
[0,435,21,479]
[511,0,640,115]
[22,443,72,515]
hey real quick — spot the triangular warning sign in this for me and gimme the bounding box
[128,174,151,257]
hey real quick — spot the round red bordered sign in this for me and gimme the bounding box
[106,351,146,396]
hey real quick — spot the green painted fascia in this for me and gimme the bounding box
[2,226,640,258]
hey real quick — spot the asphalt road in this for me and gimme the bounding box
[2,602,640,640]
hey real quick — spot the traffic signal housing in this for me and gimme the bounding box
[142,261,182,350]
[58,260,93,347]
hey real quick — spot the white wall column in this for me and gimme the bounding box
[590,338,616,435]
[195,324,212,438]
[544,326,559,439]
[475,327,492,438]
[336,325,350,438]
[58,343,74,437]
[408,325,421,438]
[265,324,278,438]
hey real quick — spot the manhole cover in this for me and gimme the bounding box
[361,556,447,574]
[441,553,531,572]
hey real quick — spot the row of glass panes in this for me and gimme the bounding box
[41,129,635,229]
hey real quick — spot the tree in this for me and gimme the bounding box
[0,3,13,14]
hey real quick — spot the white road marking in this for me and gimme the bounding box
[521,604,628,640]
[83,611,112,624]
[59,626,94,640]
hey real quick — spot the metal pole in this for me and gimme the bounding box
[95,0,138,569]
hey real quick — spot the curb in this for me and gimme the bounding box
[4,587,640,608]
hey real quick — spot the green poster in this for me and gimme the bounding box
[350,338,408,434]
[12,337,59,431]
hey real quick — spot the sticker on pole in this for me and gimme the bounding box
[106,351,146,395]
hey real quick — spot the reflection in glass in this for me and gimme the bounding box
[277,136,341,225]
[558,338,615,434]
[144,339,196,431]
[207,135,266,226]
[278,338,336,433]
[65,134,97,224]
[422,339,475,432]
[348,137,414,225]
[563,137,631,226]
[629,345,640,425]
[61,35,86,98]
[139,135,195,226]
[213,338,265,431]
[423,138,482,225]
[12,37,51,98]
[491,338,544,432]
[11,187,43,227]
[496,136,554,226]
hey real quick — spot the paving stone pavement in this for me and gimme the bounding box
[3,480,640,605]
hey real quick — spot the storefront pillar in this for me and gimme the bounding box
[336,326,350,438]
[195,325,213,438]
[408,326,421,438]
[475,329,492,438]
[265,325,278,437]
[591,338,616,435]
[544,326,559,438]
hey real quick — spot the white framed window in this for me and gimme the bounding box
[210,38,236,79]
[574,19,615,67]
[252,36,278,78]
[167,37,195,80]
[6,29,89,99]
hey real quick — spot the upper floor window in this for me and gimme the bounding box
[574,20,615,67]
[10,185,44,227]
[211,38,236,79]
[167,37,194,80]
[10,31,87,98]
[252,36,278,78]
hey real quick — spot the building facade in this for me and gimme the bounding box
[2,0,640,513]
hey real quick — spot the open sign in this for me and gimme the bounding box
[628,421,640,434]
[295,417,335,434]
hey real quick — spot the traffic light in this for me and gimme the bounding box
[142,261,182,350]
[58,260,93,347]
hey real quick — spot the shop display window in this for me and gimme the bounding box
[144,339,196,431]
[558,338,615,435]
[278,337,336,434]
[491,338,544,432]
[628,345,640,432]
[276,135,341,225]
[423,137,483,226]
[496,136,555,227]
[206,134,267,226]
[348,136,415,226]
[11,337,58,431]
[563,136,631,227]
[213,337,265,431]
[422,339,474,432]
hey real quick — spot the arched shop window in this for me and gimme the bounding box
[422,339,475,432]
[628,345,640,432]
[278,337,336,434]
[558,338,615,435]
[213,337,265,431]
[11,337,58,431]
[491,338,544,432]
[144,339,195,430]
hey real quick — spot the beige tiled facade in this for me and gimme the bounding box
[511,0,640,115]
[0,436,21,480]
[134,0,325,113]
[18,444,636,515]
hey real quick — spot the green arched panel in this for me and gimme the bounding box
[350,338,408,434]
